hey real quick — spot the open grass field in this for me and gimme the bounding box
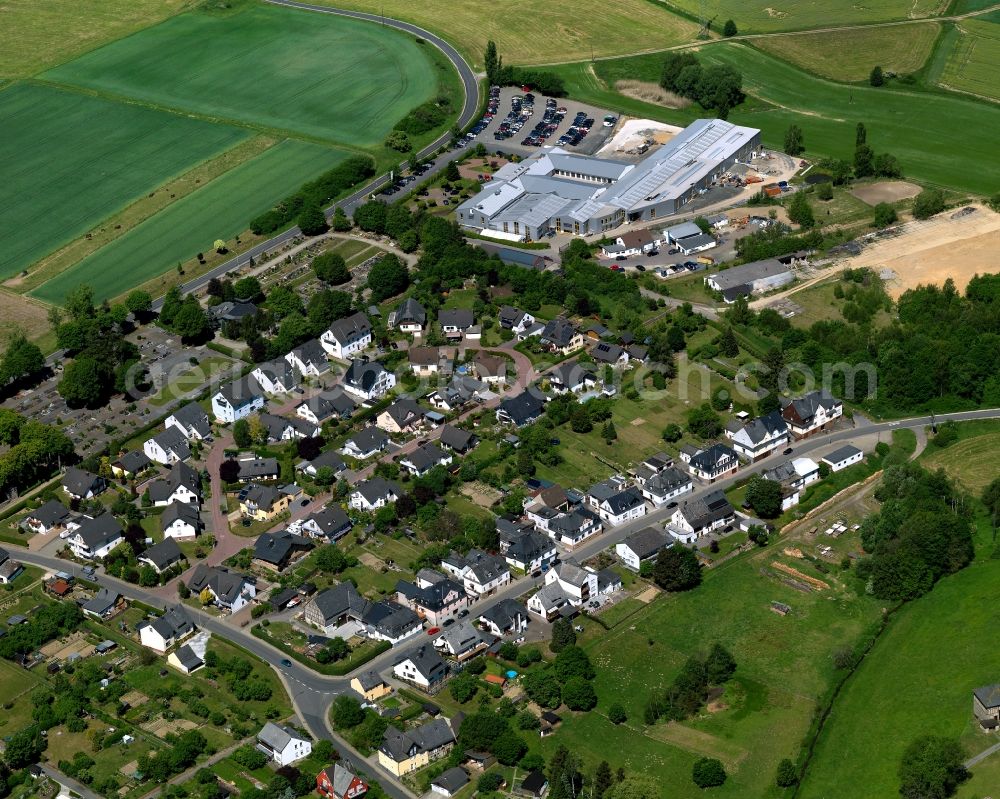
[0,289,53,348]
[32,140,351,304]
[661,0,948,33]
[753,23,941,81]
[0,81,247,281]
[0,0,190,79]
[798,520,1000,799]
[311,0,700,66]
[921,420,1000,494]
[552,536,884,797]
[939,19,1000,100]
[44,3,440,147]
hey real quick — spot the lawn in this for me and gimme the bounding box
[661,0,947,33]
[547,42,1000,194]
[753,23,941,82]
[33,140,351,304]
[920,420,1000,495]
[798,520,1000,799]
[0,659,45,735]
[554,539,884,798]
[43,3,441,147]
[147,355,238,407]
[939,18,1000,101]
[0,0,189,79]
[308,0,700,66]
[0,81,247,281]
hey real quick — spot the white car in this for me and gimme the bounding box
[59,529,72,539]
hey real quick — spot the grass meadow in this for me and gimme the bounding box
[920,419,1000,495]
[0,81,247,280]
[939,18,1000,100]
[43,4,440,147]
[32,140,350,304]
[661,0,948,33]
[310,0,700,66]
[753,23,941,82]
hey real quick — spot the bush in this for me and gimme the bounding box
[912,188,945,220]
[775,758,798,787]
[692,757,727,788]
[722,19,737,36]
[607,703,627,724]
[816,182,834,201]
[872,202,898,228]
[478,772,504,793]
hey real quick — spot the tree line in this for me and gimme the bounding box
[660,52,744,118]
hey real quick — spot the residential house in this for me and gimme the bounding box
[781,391,843,439]
[304,583,371,635]
[252,360,300,394]
[627,344,648,363]
[68,514,123,560]
[400,443,452,477]
[973,684,1000,724]
[396,573,468,627]
[683,443,739,482]
[143,427,191,465]
[285,339,329,377]
[210,300,257,326]
[22,500,72,535]
[137,606,194,653]
[519,771,549,799]
[378,718,456,776]
[637,466,693,507]
[362,600,423,644]
[350,670,392,703]
[320,312,372,359]
[259,413,319,443]
[547,361,596,394]
[167,643,204,675]
[600,228,661,257]
[296,389,356,426]
[342,359,396,401]
[161,501,203,540]
[498,306,535,335]
[503,530,557,573]
[539,318,584,355]
[438,309,475,339]
[428,375,485,412]
[821,444,863,472]
[431,768,469,798]
[527,582,571,621]
[236,456,281,482]
[0,549,23,585]
[590,341,628,367]
[477,598,530,637]
[434,621,490,660]
[543,560,598,607]
[62,467,105,501]
[546,508,603,547]
[111,450,153,480]
[341,428,391,460]
[409,346,442,376]
[496,390,545,427]
[667,490,735,544]
[256,722,312,766]
[377,399,426,435]
[587,481,646,526]
[187,565,256,613]
[616,527,672,570]
[388,298,426,335]
[240,483,299,522]
[472,352,507,385]
[393,645,449,689]
[292,506,352,543]
[82,587,122,620]
[253,531,313,572]
[349,477,402,511]
[441,549,510,598]
[148,462,202,507]
[212,375,265,424]
[317,763,368,799]
[438,425,477,454]
[138,538,185,574]
[726,410,789,461]
[165,403,212,441]
[763,457,820,490]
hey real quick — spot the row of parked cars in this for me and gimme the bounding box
[558,110,595,148]
[521,97,567,147]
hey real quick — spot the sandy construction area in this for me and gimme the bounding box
[847,204,1000,297]
[850,180,922,205]
[598,118,683,156]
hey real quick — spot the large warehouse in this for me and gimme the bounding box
[456,118,761,240]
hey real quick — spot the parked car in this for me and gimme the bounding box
[427,626,441,636]
[280,659,293,668]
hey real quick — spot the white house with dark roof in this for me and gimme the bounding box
[0,549,24,585]
[187,565,256,613]
[590,341,628,367]
[256,722,312,766]
[683,442,739,482]
[342,359,396,401]
[349,477,402,511]
[161,501,203,540]
[503,529,557,573]
[763,457,819,490]
[477,598,530,637]
[285,339,329,377]
[781,390,843,439]
[296,449,347,480]
[616,526,672,570]
[400,443,452,477]
[434,621,490,660]
[321,312,372,359]
[393,645,449,690]
[148,462,201,507]
[441,549,510,598]
[638,466,693,506]
[138,606,194,653]
[22,500,72,535]
[542,560,597,606]
[547,361,596,394]
[498,305,535,335]
[667,490,735,544]
[62,467,105,501]
[143,427,192,466]
[212,375,265,423]
[587,481,646,526]
[252,359,300,394]
[291,505,352,542]
[296,389,356,425]
[388,298,427,335]
[725,410,789,461]
[821,444,863,472]
[437,309,475,338]
[547,508,603,546]
[139,538,185,574]
[112,450,153,479]
[68,514,123,560]
[496,390,545,427]
[165,403,212,441]
[341,427,391,460]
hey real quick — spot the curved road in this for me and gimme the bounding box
[151,1,480,312]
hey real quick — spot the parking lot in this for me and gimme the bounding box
[471,87,617,158]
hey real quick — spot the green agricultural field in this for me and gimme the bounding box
[939,19,1000,101]
[309,0,700,66]
[921,421,1000,494]
[753,23,941,82]
[43,4,441,147]
[798,534,1000,799]
[552,541,884,797]
[32,140,351,304]
[0,0,189,79]
[551,42,1000,194]
[661,0,948,33]
[0,82,247,281]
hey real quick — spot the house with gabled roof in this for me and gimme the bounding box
[68,514,123,560]
[305,582,371,635]
[498,306,535,335]
[62,467,105,501]
[472,352,507,385]
[285,339,329,377]
[527,581,572,621]
[252,359,300,394]
[256,722,312,766]
[726,410,789,461]
[781,390,843,439]
[296,449,347,480]
[539,317,584,355]
[438,425,477,454]
[212,375,265,423]
[400,443,452,477]
[377,399,426,435]
[317,763,368,799]
[362,600,423,644]
[161,501,203,540]
[148,462,201,507]
[167,643,204,675]
[396,574,468,627]
[638,466,693,507]
[503,529,557,573]
[187,565,256,613]
[291,505,352,543]
[138,606,194,653]
[434,621,490,660]
[296,389,356,425]
[22,499,72,535]
[349,477,402,511]
[388,298,427,335]
[341,427,391,460]
[616,526,672,570]
[438,309,475,339]
[320,312,372,359]
[496,390,545,427]
[547,361,596,394]
[393,644,449,689]
[590,341,628,367]
[409,345,442,376]
[112,450,153,480]
[667,490,735,544]
[139,538,185,574]
[143,427,192,465]
[0,549,24,585]
[587,482,646,526]
[165,402,212,441]
[254,530,313,572]
[478,598,530,637]
[441,549,510,598]
[350,670,391,703]
[428,375,486,412]
[342,359,396,401]
[378,718,456,776]
[682,442,739,482]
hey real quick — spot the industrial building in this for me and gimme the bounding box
[456,119,761,240]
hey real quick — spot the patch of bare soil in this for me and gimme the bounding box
[615,80,691,109]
